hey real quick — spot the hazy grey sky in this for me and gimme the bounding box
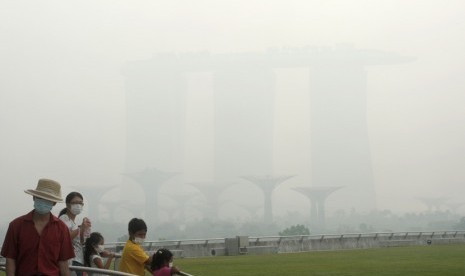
[1,1,464,221]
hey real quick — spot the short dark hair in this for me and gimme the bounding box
[128,218,147,234]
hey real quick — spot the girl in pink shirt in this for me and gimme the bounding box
[151,248,181,276]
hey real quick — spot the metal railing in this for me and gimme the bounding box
[248,230,465,243]
[104,230,465,257]
[70,265,137,275]
[110,254,194,276]
[2,230,464,274]
[71,265,193,276]
[0,265,194,276]
[108,230,465,247]
[107,237,225,251]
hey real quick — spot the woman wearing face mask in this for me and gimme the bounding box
[84,232,115,276]
[59,191,92,276]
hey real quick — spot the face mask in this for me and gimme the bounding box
[96,245,105,253]
[70,204,82,215]
[169,262,173,268]
[134,237,145,244]
[34,198,54,214]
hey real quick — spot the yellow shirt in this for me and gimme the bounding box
[118,240,150,276]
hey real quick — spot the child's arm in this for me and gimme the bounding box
[103,253,115,269]
[92,254,114,270]
[93,255,105,269]
[171,266,181,275]
[144,254,153,274]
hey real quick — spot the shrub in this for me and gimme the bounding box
[279,224,310,236]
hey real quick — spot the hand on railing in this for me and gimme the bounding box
[177,272,195,276]
[69,265,138,276]
[69,264,195,276]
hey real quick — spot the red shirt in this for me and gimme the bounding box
[1,210,75,276]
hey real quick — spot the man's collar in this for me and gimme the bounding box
[24,210,59,222]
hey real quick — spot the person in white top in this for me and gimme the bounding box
[84,232,115,276]
[59,191,92,276]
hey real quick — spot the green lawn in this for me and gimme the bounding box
[2,244,464,275]
[173,244,465,276]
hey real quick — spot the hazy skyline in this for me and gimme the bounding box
[1,1,464,223]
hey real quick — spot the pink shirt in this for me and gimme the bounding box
[153,266,172,276]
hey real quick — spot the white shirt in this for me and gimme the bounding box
[89,254,106,276]
[59,214,84,264]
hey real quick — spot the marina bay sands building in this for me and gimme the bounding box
[122,46,412,223]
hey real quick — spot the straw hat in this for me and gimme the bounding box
[24,178,63,202]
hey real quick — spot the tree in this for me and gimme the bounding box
[279,224,310,236]
[453,217,465,230]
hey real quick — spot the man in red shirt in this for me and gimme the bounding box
[1,178,75,276]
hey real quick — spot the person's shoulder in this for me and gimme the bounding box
[57,214,73,228]
[52,213,65,223]
[52,215,71,230]
[124,240,146,254]
[91,254,102,260]
[10,211,33,224]
[125,241,139,250]
[124,240,137,247]
[59,213,70,221]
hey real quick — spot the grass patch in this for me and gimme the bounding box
[2,244,464,275]
[173,244,465,276]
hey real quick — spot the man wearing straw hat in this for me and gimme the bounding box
[1,178,75,276]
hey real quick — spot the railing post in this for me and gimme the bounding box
[299,236,305,252]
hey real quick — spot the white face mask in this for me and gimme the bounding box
[97,245,105,253]
[169,262,173,268]
[134,237,145,244]
[70,204,83,215]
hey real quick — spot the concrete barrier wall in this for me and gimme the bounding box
[107,230,465,258]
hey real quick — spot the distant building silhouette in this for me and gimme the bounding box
[71,185,117,221]
[242,175,294,223]
[122,46,414,218]
[123,167,178,225]
[190,181,231,219]
[293,186,343,232]
[212,64,276,185]
[303,45,413,213]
